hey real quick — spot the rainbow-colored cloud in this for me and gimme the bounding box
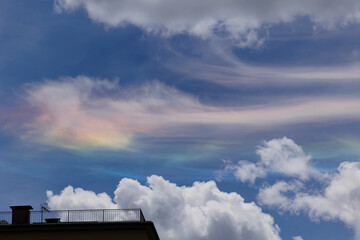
[3,76,360,150]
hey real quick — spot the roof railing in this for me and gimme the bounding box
[0,208,146,224]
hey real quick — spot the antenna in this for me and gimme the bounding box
[41,203,49,212]
[40,203,49,223]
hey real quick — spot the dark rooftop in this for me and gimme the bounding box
[0,205,160,240]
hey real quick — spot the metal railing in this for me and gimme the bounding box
[0,209,145,224]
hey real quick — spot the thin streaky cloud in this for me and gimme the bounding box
[3,76,360,150]
[166,45,360,87]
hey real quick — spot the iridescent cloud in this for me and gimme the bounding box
[3,76,360,150]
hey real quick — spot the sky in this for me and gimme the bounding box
[1,0,360,239]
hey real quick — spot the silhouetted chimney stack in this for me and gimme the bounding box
[10,205,33,224]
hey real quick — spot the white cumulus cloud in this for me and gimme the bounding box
[47,175,282,240]
[224,160,266,184]
[257,180,303,211]
[46,186,117,209]
[224,137,320,183]
[258,161,360,240]
[256,137,318,180]
[54,0,360,46]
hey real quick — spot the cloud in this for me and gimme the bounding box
[223,160,266,184]
[4,77,360,150]
[256,137,318,180]
[293,236,304,240]
[54,0,360,47]
[46,186,117,209]
[166,45,360,88]
[257,180,303,211]
[224,137,320,183]
[47,175,282,240]
[258,161,360,240]
[11,76,205,150]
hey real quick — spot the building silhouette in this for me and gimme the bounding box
[0,205,160,240]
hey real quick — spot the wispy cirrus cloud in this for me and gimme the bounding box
[166,45,360,88]
[2,76,360,150]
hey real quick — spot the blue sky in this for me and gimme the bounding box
[1,0,360,239]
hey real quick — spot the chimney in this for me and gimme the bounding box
[10,205,33,224]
